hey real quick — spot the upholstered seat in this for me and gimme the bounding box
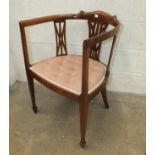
[29,55,107,95]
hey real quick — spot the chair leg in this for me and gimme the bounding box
[27,73,38,113]
[101,86,109,109]
[79,100,89,148]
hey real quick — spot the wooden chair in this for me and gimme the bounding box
[19,10,120,148]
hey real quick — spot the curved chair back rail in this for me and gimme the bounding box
[19,10,121,147]
[19,10,119,27]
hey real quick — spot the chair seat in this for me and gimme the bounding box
[29,55,107,95]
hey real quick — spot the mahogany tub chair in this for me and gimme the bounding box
[19,10,120,148]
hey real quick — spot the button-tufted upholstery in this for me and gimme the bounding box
[29,55,107,95]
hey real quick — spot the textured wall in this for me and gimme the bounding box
[9,0,146,94]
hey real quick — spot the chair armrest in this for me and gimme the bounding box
[85,23,120,48]
[19,16,54,27]
[81,22,120,95]
[19,15,65,67]
[19,14,74,27]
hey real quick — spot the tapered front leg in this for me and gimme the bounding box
[79,98,89,148]
[27,73,38,113]
[101,86,109,109]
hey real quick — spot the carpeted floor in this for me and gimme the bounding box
[10,81,145,155]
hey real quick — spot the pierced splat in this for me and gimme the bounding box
[54,20,68,56]
[88,21,108,60]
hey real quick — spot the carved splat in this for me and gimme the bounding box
[88,21,108,60]
[54,20,68,56]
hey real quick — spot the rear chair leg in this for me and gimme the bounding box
[101,87,109,109]
[79,100,89,148]
[27,73,38,113]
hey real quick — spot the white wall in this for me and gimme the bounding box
[9,0,146,94]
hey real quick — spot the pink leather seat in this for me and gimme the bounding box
[29,55,107,95]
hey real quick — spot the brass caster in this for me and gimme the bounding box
[80,140,86,148]
[32,106,38,113]
[105,104,109,109]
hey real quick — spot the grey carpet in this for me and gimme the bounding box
[10,81,145,155]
